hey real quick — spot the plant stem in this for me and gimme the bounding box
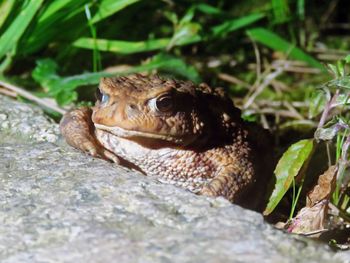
[289,179,304,219]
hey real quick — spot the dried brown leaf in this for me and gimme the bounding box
[287,200,328,237]
[278,165,338,237]
[307,165,337,207]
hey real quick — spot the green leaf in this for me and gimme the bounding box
[314,119,348,141]
[324,76,350,91]
[56,90,78,106]
[166,6,202,50]
[32,54,200,106]
[271,0,290,24]
[32,59,113,105]
[326,60,346,78]
[167,22,201,50]
[128,53,201,83]
[331,93,350,110]
[308,91,326,119]
[0,0,16,30]
[337,60,346,77]
[179,6,195,24]
[73,35,200,54]
[73,37,170,54]
[345,54,350,63]
[0,0,44,60]
[91,0,140,24]
[297,0,305,20]
[212,13,265,37]
[34,0,81,22]
[194,3,223,15]
[264,139,314,215]
[247,28,325,70]
[20,0,89,54]
[327,63,340,78]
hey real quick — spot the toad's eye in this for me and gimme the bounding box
[95,89,110,104]
[149,94,173,112]
[101,93,110,104]
[95,89,102,101]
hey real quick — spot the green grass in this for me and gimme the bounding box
[0,0,325,106]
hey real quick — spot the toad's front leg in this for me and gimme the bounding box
[60,107,120,163]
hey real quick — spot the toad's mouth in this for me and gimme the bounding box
[94,123,187,144]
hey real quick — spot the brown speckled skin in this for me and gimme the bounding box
[60,74,272,210]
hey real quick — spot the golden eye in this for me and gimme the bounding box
[155,95,173,112]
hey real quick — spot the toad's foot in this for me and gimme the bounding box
[60,107,120,163]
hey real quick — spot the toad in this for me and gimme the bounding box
[60,74,272,210]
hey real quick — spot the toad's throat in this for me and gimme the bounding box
[94,123,186,144]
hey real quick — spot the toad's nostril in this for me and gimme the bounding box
[126,104,139,118]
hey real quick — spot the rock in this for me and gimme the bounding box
[0,95,349,263]
[0,95,59,144]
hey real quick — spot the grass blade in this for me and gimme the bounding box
[212,13,265,37]
[73,36,200,54]
[297,0,305,20]
[0,0,16,30]
[128,53,201,83]
[271,0,290,24]
[194,3,223,15]
[91,0,140,24]
[247,27,325,70]
[35,0,79,21]
[167,23,201,50]
[21,0,89,54]
[0,0,44,60]
[73,38,170,54]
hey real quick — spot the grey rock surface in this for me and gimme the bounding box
[0,95,59,144]
[0,95,349,263]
